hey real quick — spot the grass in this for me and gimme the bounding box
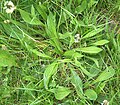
[0,0,120,105]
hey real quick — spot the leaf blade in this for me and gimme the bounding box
[85,89,97,100]
[71,70,83,98]
[44,62,58,89]
[82,28,104,39]
[76,46,103,54]
[50,86,71,100]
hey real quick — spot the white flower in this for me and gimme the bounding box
[4,19,10,24]
[101,100,109,105]
[3,1,16,14]
[2,45,7,50]
[74,34,80,43]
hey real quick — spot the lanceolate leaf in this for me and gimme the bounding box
[71,70,83,98]
[19,9,44,26]
[35,4,47,20]
[85,56,99,68]
[75,0,87,14]
[94,66,115,83]
[76,46,103,54]
[30,48,51,59]
[92,40,109,46]
[50,86,71,100]
[82,28,104,39]
[74,60,96,77]
[0,50,16,67]
[85,89,97,100]
[44,62,58,89]
[46,13,62,54]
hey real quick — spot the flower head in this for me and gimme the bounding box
[101,100,109,105]
[4,19,10,24]
[74,34,80,43]
[3,1,16,14]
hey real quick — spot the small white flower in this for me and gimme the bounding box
[101,100,109,105]
[4,19,10,24]
[74,34,80,43]
[2,45,7,50]
[3,1,16,14]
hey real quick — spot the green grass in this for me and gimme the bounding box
[0,0,120,105]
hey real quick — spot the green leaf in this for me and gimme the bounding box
[74,60,96,77]
[64,50,83,59]
[71,70,83,98]
[85,89,97,100]
[75,0,87,14]
[0,50,16,67]
[88,0,98,9]
[46,12,62,54]
[76,46,103,54]
[44,62,58,89]
[30,48,51,59]
[35,4,47,20]
[31,5,36,17]
[94,66,115,83]
[47,12,57,38]
[19,9,44,26]
[50,86,71,100]
[64,50,75,58]
[82,28,104,39]
[85,56,99,68]
[92,40,109,46]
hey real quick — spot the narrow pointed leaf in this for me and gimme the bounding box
[95,66,115,83]
[76,46,102,54]
[19,9,44,26]
[74,60,95,77]
[71,70,83,97]
[30,48,51,59]
[92,40,109,46]
[46,13,62,54]
[82,28,104,39]
[31,5,36,17]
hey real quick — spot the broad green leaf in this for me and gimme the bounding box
[30,48,51,59]
[92,40,109,46]
[71,70,83,98]
[59,32,72,39]
[64,50,75,58]
[88,0,98,9]
[74,60,96,77]
[64,50,83,59]
[94,66,115,83]
[85,56,99,67]
[76,46,102,54]
[0,50,16,67]
[95,82,106,94]
[35,4,47,20]
[85,89,97,100]
[82,28,104,39]
[75,0,87,14]
[50,86,71,100]
[75,0,82,5]
[19,9,44,26]
[44,62,58,89]
[73,52,84,59]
